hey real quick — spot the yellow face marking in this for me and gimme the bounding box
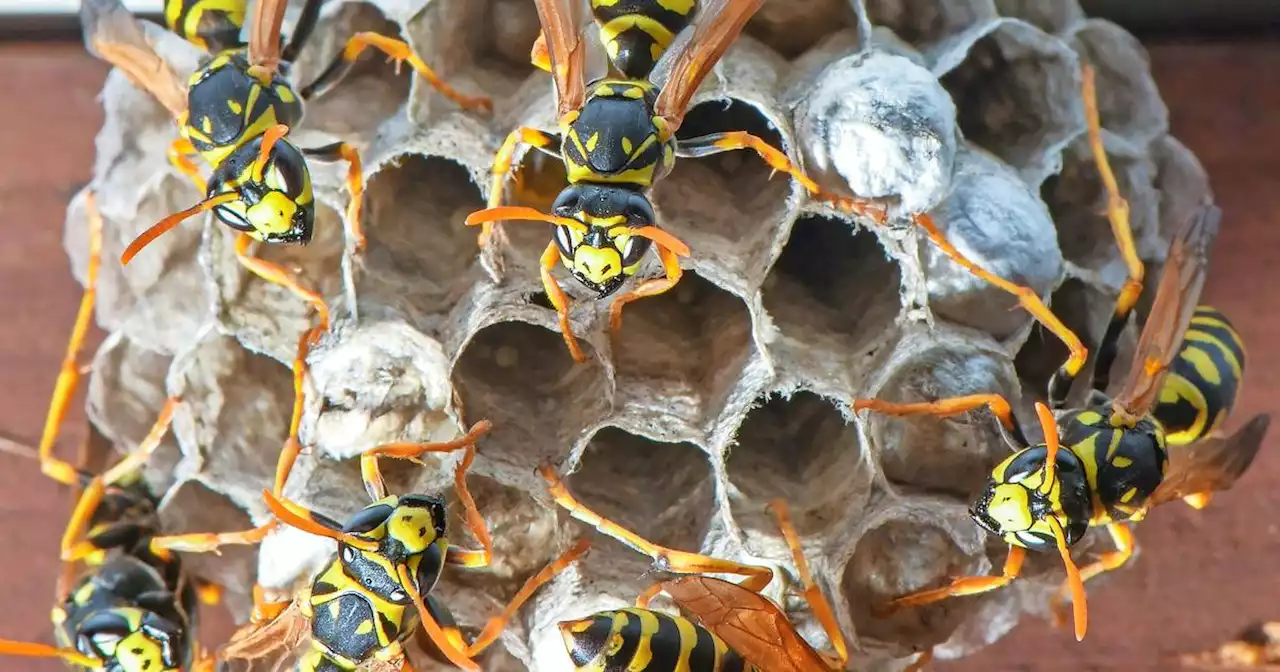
[1112,456,1133,468]
[246,192,297,235]
[386,505,438,554]
[114,631,165,671]
[572,245,624,285]
[986,483,1034,532]
[1180,345,1223,384]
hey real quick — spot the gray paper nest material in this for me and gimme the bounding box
[64,0,1214,669]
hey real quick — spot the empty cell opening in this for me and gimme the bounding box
[842,519,978,647]
[940,27,1075,175]
[454,321,605,469]
[566,428,714,556]
[1042,142,1155,272]
[612,271,753,421]
[763,216,901,354]
[496,149,572,277]
[726,392,868,536]
[655,99,793,248]
[294,3,412,136]
[477,0,543,79]
[1014,278,1122,405]
[869,347,1017,498]
[745,0,854,59]
[360,155,486,316]
[402,0,535,98]
[865,0,995,49]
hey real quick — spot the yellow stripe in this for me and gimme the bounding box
[600,15,677,50]
[1158,374,1209,445]
[1179,346,1222,385]
[1184,330,1243,380]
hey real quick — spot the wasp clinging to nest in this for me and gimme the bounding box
[852,67,1270,643]
[466,0,1089,377]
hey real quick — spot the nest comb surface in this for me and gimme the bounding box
[66,0,1215,669]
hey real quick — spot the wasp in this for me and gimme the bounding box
[0,193,272,671]
[221,421,589,672]
[540,465,934,671]
[1178,621,1280,670]
[851,68,1271,642]
[466,0,1089,373]
[160,0,315,58]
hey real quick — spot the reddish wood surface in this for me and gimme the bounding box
[0,39,1275,671]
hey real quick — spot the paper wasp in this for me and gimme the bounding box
[541,465,933,671]
[161,0,309,57]
[467,0,1088,374]
[852,67,1271,642]
[0,195,272,670]
[221,420,589,671]
[1179,621,1280,670]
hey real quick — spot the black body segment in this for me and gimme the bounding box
[560,607,755,672]
[591,0,698,79]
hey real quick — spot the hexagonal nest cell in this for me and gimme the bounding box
[63,0,1218,668]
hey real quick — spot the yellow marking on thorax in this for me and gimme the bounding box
[1112,455,1133,468]
[1072,431,1103,493]
[1103,425,1123,461]
[276,85,296,104]
[586,132,600,152]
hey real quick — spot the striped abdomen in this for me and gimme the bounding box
[163,0,247,53]
[591,0,698,79]
[1155,306,1246,445]
[559,607,757,671]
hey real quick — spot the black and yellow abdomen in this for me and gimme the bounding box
[559,607,757,671]
[164,0,247,53]
[591,0,698,79]
[1057,408,1167,523]
[1154,306,1246,445]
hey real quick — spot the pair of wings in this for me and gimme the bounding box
[534,0,763,132]
[79,0,290,118]
[1109,204,1272,508]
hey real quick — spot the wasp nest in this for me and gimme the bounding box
[69,0,1211,669]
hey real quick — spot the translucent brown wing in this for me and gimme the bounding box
[1148,413,1270,509]
[534,0,590,119]
[651,0,764,132]
[81,0,188,118]
[1113,204,1220,417]
[662,576,828,672]
[219,598,309,665]
[249,0,287,69]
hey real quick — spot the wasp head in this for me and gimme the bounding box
[550,184,657,297]
[210,137,314,245]
[970,444,1093,552]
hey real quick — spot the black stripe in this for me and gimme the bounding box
[688,621,718,672]
[568,616,615,667]
[612,612,642,668]
[646,613,682,672]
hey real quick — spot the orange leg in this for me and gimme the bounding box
[887,545,1026,610]
[0,641,98,668]
[359,420,491,509]
[303,142,365,251]
[608,243,683,333]
[38,191,104,487]
[273,324,324,497]
[635,582,666,609]
[168,137,207,193]
[61,398,181,562]
[1034,401,1063,490]
[1051,523,1133,627]
[341,33,491,112]
[482,127,562,248]
[540,463,774,591]
[148,520,276,555]
[769,499,849,665]
[251,583,290,623]
[853,393,1023,443]
[540,241,587,363]
[460,539,591,657]
[233,233,331,331]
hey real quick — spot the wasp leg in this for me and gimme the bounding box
[359,420,492,505]
[233,233,332,330]
[608,241,684,334]
[0,641,99,667]
[540,241,587,363]
[302,32,491,112]
[168,137,207,193]
[61,398,181,563]
[273,325,323,497]
[769,499,849,666]
[853,394,1029,451]
[1051,523,1133,627]
[148,520,275,556]
[530,30,551,71]
[886,545,1026,611]
[912,212,1089,396]
[675,131,889,224]
[1056,64,1145,405]
[280,0,324,64]
[38,192,105,487]
[303,142,366,252]
[481,127,564,250]
[540,463,775,590]
[251,584,291,623]
[635,581,666,608]
[462,539,591,657]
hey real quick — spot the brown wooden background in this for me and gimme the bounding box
[0,38,1275,671]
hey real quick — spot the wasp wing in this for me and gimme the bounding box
[1148,413,1270,509]
[651,0,764,133]
[81,0,189,119]
[533,0,593,120]
[1112,204,1220,418]
[248,0,287,70]
[219,598,309,665]
[662,576,829,672]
